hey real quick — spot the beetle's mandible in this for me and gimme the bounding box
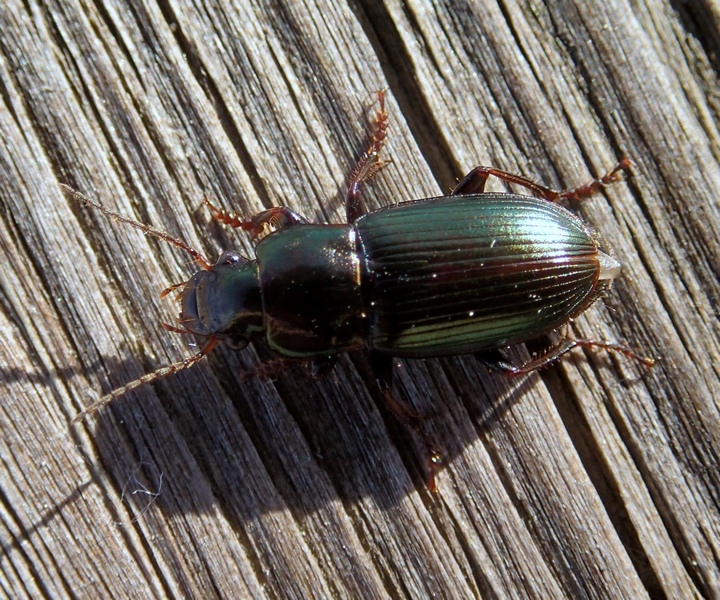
[65,91,654,488]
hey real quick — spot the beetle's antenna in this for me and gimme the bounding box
[61,184,213,270]
[73,338,219,422]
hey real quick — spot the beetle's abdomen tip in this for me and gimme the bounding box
[598,251,622,281]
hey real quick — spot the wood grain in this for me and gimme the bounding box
[1,0,718,598]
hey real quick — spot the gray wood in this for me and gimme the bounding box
[0,0,718,598]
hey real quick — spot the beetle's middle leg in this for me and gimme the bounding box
[346,90,391,223]
[452,158,632,201]
[371,352,442,491]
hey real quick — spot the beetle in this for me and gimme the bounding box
[65,91,653,487]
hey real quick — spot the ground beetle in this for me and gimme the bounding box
[65,91,653,487]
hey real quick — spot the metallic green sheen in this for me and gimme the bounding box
[355,193,605,357]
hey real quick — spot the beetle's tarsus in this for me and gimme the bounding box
[203,197,247,229]
[205,199,308,240]
[346,90,390,223]
[371,352,442,491]
[556,158,633,202]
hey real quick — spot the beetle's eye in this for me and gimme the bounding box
[217,250,246,265]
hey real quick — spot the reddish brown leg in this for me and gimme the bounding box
[451,157,633,202]
[204,199,307,239]
[238,357,298,382]
[372,353,442,492]
[160,322,193,335]
[346,90,391,223]
[477,337,655,376]
[160,280,187,298]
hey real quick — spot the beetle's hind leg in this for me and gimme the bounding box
[346,90,391,223]
[452,158,632,202]
[476,336,655,376]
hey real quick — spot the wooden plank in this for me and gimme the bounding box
[0,0,718,597]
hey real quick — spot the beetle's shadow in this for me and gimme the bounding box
[72,330,654,532]
[1,363,82,388]
[78,342,544,529]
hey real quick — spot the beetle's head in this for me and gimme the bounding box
[180,250,264,349]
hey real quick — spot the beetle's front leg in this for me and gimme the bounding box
[204,199,307,239]
[476,337,655,376]
[452,158,632,202]
[346,90,391,223]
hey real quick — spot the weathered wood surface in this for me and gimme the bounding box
[0,0,718,598]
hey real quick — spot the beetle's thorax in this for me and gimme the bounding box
[255,224,366,357]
